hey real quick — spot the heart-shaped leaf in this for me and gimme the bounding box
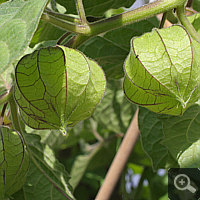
[123,25,200,115]
[14,46,106,132]
[0,126,29,199]
[0,0,48,72]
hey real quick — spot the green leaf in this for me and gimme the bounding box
[30,20,66,47]
[160,104,200,167]
[14,46,106,132]
[0,126,29,199]
[37,120,95,150]
[93,79,136,133]
[104,17,159,51]
[0,0,48,72]
[29,119,103,151]
[188,13,200,35]
[12,133,75,200]
[0,0,9,4]
[79,17,159,79]
[193,0,200,11]
[124,25,200,116]
[55,0,136,17]
[138,107,178,170]
[79,36,128,79]
[0,65,12,94]
[69,143,102,189]
[128,138,152,167]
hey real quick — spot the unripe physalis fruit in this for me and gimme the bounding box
[123,25,200,115]
[15,46,106,133]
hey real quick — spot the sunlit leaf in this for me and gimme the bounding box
[124,25,200,115]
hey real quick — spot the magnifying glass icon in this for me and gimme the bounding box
[174,174,196,193]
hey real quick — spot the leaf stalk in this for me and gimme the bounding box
[44,8,81,24]
[176,5,200,42]
[76,0,87,25]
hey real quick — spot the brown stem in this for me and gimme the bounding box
[95,108,140,200]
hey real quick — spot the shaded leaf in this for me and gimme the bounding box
[193,0,200,11]
[28,119,103,151]
[124,25,200,115]
[12,133,75,200]
[160,104,200,167]
[128,138,152,167]
[55,0,136,17]
[30,20,66,47]
[0,0,48,72]
[69,143,102,189]
[87,136,118,171]
[79,36,127,79]
[93,79,136,133]
[0,126,29,199]
[15,46,106,132]
[104,17,159,51]
[138,107,178,170]
[39,119,102,150]
[188,13,200,35]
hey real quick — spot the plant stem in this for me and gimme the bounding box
[50,0,59,12]
[95,109,140,200]
[41,12,89,34]
[44,9,81,24]
[66,34,91,48]
[159,12,168,29]
[57,32,72,45]
[176,5,200,42]
[42,0,187,38]
[186,7,198,14]
[76,0,87,24]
